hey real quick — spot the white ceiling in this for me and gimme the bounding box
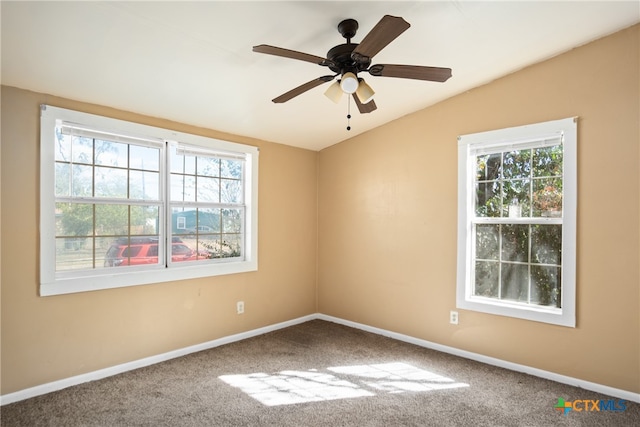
[2,1,638,151]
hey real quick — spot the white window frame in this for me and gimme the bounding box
[456,117,577,327]
[40,105,259,296]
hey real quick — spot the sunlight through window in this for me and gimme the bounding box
[219,369,373,406]
[328,362,469,394]
[219,362,468,406]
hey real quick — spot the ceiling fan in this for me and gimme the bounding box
[253,15,452,115]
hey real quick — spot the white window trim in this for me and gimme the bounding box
[456,117,577,327]
[40,105,259,296]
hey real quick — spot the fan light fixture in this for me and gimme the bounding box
[355,79,375,104]
[324,81,343,103]
[324,74,375,104]
[340,72,359,94]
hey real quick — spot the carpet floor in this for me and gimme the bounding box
[1,319,638,426]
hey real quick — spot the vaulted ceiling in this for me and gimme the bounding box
[2,1,638,151]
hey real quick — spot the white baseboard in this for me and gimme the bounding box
[316,314,640,404]
[0,314,316,406]
[2,313,638,405]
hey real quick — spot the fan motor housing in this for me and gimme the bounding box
[326,43,371,74]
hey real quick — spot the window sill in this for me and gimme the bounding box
[40,260,257,296]
[456,296,575,327]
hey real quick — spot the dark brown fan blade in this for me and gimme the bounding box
[253,44,333,67]
[272,75,336,103]
[368,64,452,82]
[353,93,377,114]
[351,15,410,62]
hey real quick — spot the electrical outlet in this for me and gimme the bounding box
[237,301,244,314]
[450,310,459,325]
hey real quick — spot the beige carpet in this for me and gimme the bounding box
[1,320,638,426]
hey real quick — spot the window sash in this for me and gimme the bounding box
[468,137,565,310]
[470,222,563,309]
[53,139,248,270]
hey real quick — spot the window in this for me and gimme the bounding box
[456,118,576,327]
[40,105,258,296]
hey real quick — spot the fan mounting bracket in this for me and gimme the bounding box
[337,19,359,41]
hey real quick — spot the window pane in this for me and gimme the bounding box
[196,176,220,202]
[475,224,499,260]
[95,140,128,167]
[170,174,196,202]
[96,236,115,268]
[170,148,195,174]
[221,234,242,257]
[95,166,128,198]
[502,150,531,179]
[221,159,243,179]
[196,241,213,260]
[500,263,528,302]
[222,208,243,233]
[104,239,125,267]
[56,237,93,270]
[475,181,501,217]
[55,132,72,162]
[146,244,158,257]
[531,265,561,307]
[55,162,71,197]
[533,146,562,177]
[130,145,160,171]
[172,207,195,236]
[71,136,93,164]
[501,224,529,262]
[207,236,242,258]
[198,208,221,232]
[533,178,562,217]
[123,245,143,257]
[474,260,499,298]
[476,153,501,181]
[132,205,159,235]
[531,225,562,265]
[170,243,197,263]
[130,170,160,200]
[197,157,219,177]
[56,202,93,236]
[95,204,128,236]
[221,179,242,204]
[72,164,93,197]
[502,179,531,217]
[103,236,163,267]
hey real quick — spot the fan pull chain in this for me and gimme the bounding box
[346,96,352,131]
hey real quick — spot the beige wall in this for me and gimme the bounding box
[0,86,318,394]
[318,24,639,393]
[2,24,638,398]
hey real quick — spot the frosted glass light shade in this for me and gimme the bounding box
[324,81,343,103]
[340,72,359,94]
[355,79,375,104]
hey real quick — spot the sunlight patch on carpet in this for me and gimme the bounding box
[219,369,374,406]
[219,362,468,406]
[329,362,470,394]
